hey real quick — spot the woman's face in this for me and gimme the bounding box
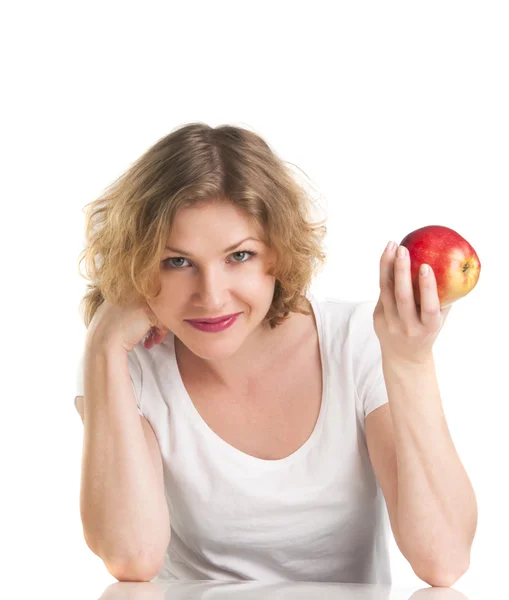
[147,200,278,361]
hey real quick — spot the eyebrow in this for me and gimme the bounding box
[164,237,260,257]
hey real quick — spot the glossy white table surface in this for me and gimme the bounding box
[94,579,491,600]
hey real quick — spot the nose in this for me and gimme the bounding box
[193,266,231,311]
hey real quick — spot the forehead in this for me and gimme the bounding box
[169,201,265,239]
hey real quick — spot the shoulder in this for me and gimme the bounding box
[311,294,375,333]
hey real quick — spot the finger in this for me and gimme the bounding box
[393,245,420,327]
[379,241,399,323]
[153,327,168,344]
[144,330,155,349]
[418,263,441,329]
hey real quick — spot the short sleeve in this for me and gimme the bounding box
[351,300,389,423]
[74,349,144,417]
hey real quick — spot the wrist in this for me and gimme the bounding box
[85,334,129,359]
[381,353,435,373]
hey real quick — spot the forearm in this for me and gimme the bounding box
[81,344,170,570]
[382,355,478,578]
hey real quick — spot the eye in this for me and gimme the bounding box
[161,250,257,270]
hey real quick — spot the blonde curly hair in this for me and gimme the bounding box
[78,122,328,330]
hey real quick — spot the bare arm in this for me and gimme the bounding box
[77,344,170,581]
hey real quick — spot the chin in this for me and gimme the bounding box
[186,340,244,362]
[178,325,239,349]
[184,317,269,357]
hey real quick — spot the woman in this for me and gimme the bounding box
[74,123,476,586]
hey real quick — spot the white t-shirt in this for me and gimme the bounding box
[75,293,392,584]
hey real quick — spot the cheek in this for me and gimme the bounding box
[241,278,277,308]
[240,273,274,292]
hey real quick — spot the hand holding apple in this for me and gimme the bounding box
[373,225,481,365]
[399,225,481,309]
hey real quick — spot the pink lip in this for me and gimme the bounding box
[186,312,241,324]
[187,314,240,333]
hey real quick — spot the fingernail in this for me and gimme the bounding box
[397,245,407,258]
[385,241,396,253]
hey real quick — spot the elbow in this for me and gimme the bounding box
[414,559,470,588]
[106,552,165,583]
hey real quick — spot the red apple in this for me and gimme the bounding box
[399,225,481,309]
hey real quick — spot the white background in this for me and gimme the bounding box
[1,1,507,598]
